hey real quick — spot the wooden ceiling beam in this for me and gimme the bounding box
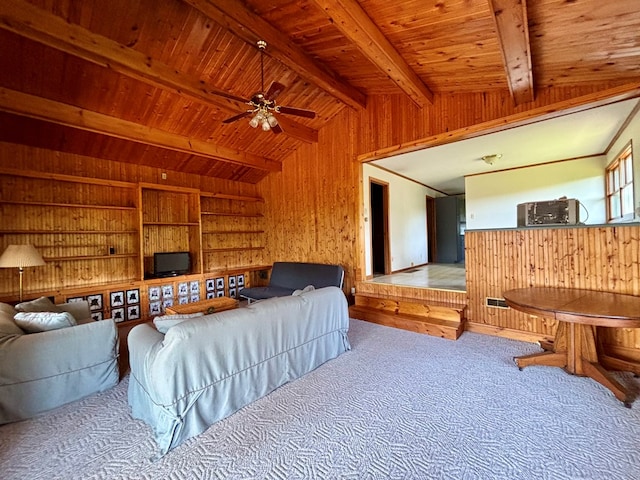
[182,0,367,110]
[310,0,434,107]
[0,87,281,173]
[489,0,534,105]
[0,0,317,144]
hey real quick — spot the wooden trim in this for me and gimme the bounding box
[426,196,436,264]
[465,321,553,344]
[488,0,534,105]
[358,82,640,163]
[368,164,447,195]
[0,88,281,173]
[310,0,433,107]
[369,177,391,275]
[605,100,640,154]
[463,154,604,179]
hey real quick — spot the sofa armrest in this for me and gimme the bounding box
[0,319,119,384]
[127,323,164,396]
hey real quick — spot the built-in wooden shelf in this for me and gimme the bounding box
[0,200,136,210]
[44,253,138,262]
[142,221,200,226]
[0,229,139,234]
[200,211,263,218]
[202,230,265,235]
[202,247,264,253]
[200,192,263,202]
[204,264,271,275]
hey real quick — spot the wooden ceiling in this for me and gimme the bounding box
[1,0,639,183]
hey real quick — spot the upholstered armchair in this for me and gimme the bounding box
[0,298,119,423]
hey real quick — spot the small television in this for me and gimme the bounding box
[153,251,190,277]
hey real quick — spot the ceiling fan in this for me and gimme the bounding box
[222,40,316,133]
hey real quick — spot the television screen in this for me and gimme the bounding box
[154,251,190,277]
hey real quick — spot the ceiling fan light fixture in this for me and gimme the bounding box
[222,40,316,131]
[249,113,262,128]
[482,153,502,165]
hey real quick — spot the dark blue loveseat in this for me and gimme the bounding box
[239,261,344,302]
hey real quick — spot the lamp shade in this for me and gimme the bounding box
[0,245,46,268]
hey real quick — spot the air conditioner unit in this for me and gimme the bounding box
[517,199,580,227]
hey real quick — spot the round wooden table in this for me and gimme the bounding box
[503,287,640,407]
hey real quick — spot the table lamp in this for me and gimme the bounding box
[0,244,46,301]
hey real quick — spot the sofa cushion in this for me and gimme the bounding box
[58,301,92,324]
[0,303,23,336]
[153,313,204,334]
[14,311,77,333]
[239,285,296,300]
[15,296,62,313]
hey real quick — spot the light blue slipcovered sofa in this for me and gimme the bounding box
[0,300,119,423]
[128,286,351,455]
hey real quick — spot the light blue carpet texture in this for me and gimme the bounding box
[2,319,640,479]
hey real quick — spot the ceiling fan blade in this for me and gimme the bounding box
[278,106,316,119]
[271,123,283,134]
[265,81,286,100]
[222,111,252,124]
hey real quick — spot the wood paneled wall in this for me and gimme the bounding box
[357,85,621,154]
[0,141,261,298]
[259,108,360,295]
[0,141,261,197]
[466,225,640,355]
[258,86,621,297]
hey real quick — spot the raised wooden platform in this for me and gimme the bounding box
[349,287,466,340]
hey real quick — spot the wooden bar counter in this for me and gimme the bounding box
[503,287,640,407]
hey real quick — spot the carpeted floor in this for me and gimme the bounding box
[2,319,640,480]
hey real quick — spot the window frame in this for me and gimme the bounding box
[606,142,635,223]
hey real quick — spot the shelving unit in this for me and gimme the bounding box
[140,184,202,278]
[200,192,265,273]
[0,169,140,294]
[0,170,270,319]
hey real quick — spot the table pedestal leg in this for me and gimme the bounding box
[514,321,633,406]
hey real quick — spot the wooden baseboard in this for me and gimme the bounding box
[464,321,553,344]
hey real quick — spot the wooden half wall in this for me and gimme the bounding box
[465,225,640,357]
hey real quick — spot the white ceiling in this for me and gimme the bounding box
[372,98,640,195]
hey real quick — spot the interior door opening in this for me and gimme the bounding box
[370,180,390,276]
[426,196,436,263]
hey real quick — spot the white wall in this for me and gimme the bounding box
[607,104,640,218]
[363,164,440,276]
[464,156,607,230]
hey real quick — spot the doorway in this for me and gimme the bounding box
[426,196,436,263]
[370,179,390,276]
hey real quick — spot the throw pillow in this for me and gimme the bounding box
[58,301,92,324]
[153,313,204,334]
[14,311,77,333]
[292,285,315,296]
[15,296,63,313]
[0,303,23,336]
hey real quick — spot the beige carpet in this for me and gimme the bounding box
[1,319,640,479]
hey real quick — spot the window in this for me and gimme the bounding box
[606,143,635,222]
